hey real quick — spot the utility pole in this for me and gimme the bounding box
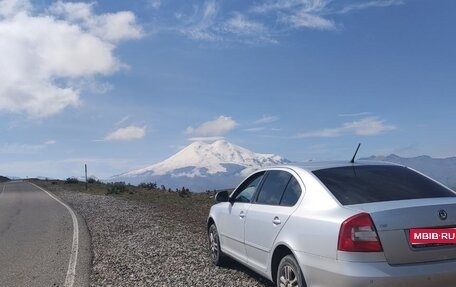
[85,164,88,191]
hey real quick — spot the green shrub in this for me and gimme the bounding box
[65,177,79,184]
[178,187,191,198]
[106,182,129,194]
[87,177,99,184]
[138,182,157,190]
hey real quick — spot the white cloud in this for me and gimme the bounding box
[105,125,146,141]
[281,10,335,30]
[180,0,220,41]
[243,127,266,133]
[0,0,30,17]
[224,14,264,34]
[0,0,142,118]
[254,115,279,124]
[243,127,281,134]
[176,2,276,44]
[115,116,130,126]
[338,0,404,14]
[222,13,275,43]
[338,112,372,117]
[49,1,143,42]
[251,0,328,14]
[252,0,336,30]
[250,0,403,32]
[0,139,58,154]
[244,115,279,132]
[344,117,396,135]
[148,0,161,10]
[297,117,396,138]
[186,116,237,137]
[0,143,46,154]
[150,0,404,44]
[69,78,113,95]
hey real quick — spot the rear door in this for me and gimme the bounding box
[244,170,303,272]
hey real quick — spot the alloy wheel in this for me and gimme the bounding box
[209,227,219,261]
[279,264,298,287]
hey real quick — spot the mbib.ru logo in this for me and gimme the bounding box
[410,228,456,244]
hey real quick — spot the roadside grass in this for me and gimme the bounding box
[30,179,216,231]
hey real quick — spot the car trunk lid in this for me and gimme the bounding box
[348,198,456,265]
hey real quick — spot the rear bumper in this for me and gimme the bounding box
[295,251,456,287]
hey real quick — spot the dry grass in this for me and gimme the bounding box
[31,179,216,232]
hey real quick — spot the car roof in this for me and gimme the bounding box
[271,160,402,172]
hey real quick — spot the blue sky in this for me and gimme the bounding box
[0,0,455,179]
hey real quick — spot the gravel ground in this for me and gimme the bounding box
[52,189,274,287]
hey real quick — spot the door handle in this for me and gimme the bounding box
[272,216,281,225]
[239,211,245,219]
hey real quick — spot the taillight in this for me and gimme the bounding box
[338,213,383,252]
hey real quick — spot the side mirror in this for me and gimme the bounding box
[215,190,229,203]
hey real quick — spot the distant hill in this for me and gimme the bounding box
[0,176,11,183]
[360,154,456,189]
[110,140,289,192]
[110,146,456,192]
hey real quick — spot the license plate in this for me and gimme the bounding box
[410,228,456,245]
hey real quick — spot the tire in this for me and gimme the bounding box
[276,255,306,287]
[208,224,225,266]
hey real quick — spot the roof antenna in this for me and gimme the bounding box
[350,143,361,163]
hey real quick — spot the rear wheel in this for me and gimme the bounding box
[277,255,306,287]
[208,224,225,266]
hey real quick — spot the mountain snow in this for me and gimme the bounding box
[111,141,456,192]
[111,140,288,191]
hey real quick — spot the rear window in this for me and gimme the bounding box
[313,165,456,205]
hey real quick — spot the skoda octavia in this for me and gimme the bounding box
[207,161,456,287]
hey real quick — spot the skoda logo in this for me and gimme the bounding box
[439,209,448,220]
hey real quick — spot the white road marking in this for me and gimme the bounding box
[30,182,79,287]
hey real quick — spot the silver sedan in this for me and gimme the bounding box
[207,161,456,287]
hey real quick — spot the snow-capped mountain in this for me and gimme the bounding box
[110,140,289,191]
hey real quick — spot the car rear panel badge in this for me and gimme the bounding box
[439,209,448,220]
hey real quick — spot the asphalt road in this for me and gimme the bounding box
[0,181,90,287]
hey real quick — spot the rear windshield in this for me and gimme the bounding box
[313,165,456,205]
